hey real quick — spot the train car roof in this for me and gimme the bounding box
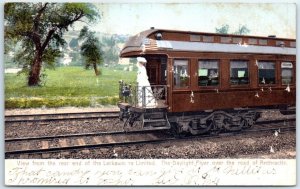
[120,28,296,57]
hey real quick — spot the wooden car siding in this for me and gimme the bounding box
[165,51,295,112]
[171,89,295,112]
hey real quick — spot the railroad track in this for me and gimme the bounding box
[5,111,119,123]
[5,118,296,158]
[5,129,171,156]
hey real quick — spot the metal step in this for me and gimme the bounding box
[142,126,171,130]
[143,112,165,119]
[143,119,167,123]
[142,110,171,129]
[143,118,169,128]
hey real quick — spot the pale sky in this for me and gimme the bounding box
[80,3,296,38]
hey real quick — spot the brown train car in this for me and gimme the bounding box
[118,28,296,135]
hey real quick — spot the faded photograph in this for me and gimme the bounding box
[4,2,296,186]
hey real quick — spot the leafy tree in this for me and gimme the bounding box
[79,26,103,76]
[215,24,250,35]
[4,3,99,86]
[233,24,250,35]
[215,24,229,34]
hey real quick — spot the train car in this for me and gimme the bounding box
[118,28,296,135]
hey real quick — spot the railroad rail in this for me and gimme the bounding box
[5,130,171,156]
[5,118,295,158]
[5,111,119,123]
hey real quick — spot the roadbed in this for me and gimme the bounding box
[5,105,119,116]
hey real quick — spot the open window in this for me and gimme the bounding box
[198,60,219,86]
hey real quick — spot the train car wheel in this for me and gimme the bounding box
[189,120,213,135]
[170,122,185,138]
[223,118,243,132]
[242,118,250,129]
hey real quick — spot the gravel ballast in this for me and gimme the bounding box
[5,107,296,159]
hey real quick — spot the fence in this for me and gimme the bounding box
[119,80,167,108]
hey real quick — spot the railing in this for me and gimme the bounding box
[119,80,167,108]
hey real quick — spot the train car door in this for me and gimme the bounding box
[146,59,160,85]
[146,57,168,85]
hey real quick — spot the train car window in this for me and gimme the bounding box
[259,39,268,45]
[281,62,293,85]
[230,61,249,85]
[258,62,276,85]
[173,60,189,88]
[276,41,285,47]
[248,38,258,45]
[198,60,219,86]
[290,42,296,48]
[203,36,214,42]
[232,37,242,44]
[190,35,201,42]
[221,37,232,43]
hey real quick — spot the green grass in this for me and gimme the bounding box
[5,66,136,108]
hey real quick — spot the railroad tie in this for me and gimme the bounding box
[41,141,49,149]
[20,154,29,159]
[93,137,101,144]
[40,141,50,158]
[77,138,89,154]
[42,153,51,159]
[21,142,31,151]
[58,139,69,156]
[77,138,86,145]
[105,135,115,144]
[59,139,68,147]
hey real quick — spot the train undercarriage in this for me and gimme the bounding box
[118,103,261,135]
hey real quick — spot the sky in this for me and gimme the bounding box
[78,3,296,39]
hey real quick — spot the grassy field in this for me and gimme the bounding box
[5,66,136,108]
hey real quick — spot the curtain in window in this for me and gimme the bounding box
[258,62,275,69]
[199,60,218,68]
[230,61,248,68]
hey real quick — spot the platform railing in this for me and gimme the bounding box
[119,80,167,108]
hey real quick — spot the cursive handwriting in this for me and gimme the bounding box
[5,159,292,186]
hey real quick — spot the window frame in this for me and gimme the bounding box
[280,61,294,86]
[173,59,191,90]
[248,38,258,45]
[229,60,250,87]
[258,39,268,46]
[197,59,220,88]
[257,61,277,86]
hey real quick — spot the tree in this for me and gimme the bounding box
[233,24,250,35]
[4,3,99,86]
[215,24,250,35]
[79,26,103,76]
[215,24,229,34]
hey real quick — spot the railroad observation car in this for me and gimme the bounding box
[118,28,296,135]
